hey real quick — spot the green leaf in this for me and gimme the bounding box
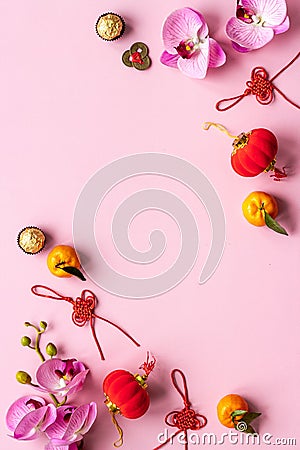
[264,211,288,236]
[242,412,261,424]
[59,266,86,281]
[243,424,257,434]
[231,410,248,419]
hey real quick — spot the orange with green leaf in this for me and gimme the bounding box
[242,191,288,235]
[217,394,261,434]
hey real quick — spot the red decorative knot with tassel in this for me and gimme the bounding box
[215,52,300,111]
[103,353,156,447]
[153,369,207,450]
[202,122,287,181]
[31,285,140,361]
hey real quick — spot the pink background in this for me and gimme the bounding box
[1,1,299,449]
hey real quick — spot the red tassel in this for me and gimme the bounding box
[31,285,140,360]
[216,52,300,111]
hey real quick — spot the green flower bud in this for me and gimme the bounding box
[21,336,31,346]
[40,321,47,330]
[16,371,32,384]
[46,343,57,357]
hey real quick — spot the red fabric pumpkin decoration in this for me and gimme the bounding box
[203,123,287,180]
[103,353,156,447]
[231,128,277,177]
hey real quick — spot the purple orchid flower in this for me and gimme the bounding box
[36,358,89,397]
[160,7,226,79]
[6,395,57,440]
[44,403,97,450]
[226,0,290,52]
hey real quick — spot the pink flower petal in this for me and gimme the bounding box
[208,38,226,68]
[187,8,209,39]
[232,41,252,52]
[79,403,97,435]
[273,14,289,33]
[242,0,287,26]
[64,370,89,396]
[36,359,88,396]
[162,8,206,54]
[6,396,46,432]
[45,441,78,450]
[45,406,76,439]
[14,406,56,440]
[177,43,209,79]
[36,359,66,392]
[160,51,180,68]
[226,17,274,49]
[62,405,89,441]
[40,405,58,432]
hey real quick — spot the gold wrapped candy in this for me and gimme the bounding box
[17,227,46,254]
[96,13,125,41]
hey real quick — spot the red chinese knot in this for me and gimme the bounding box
[31,285,140,361]
[216,52,300,111]
[153,369,207,450]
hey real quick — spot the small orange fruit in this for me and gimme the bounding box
[217,394,248,428]
[242,191,278,227]
[47,245,85,280]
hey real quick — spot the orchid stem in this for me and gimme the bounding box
[24,322,46,362]
[35,330,46,362]
[49,394,67,408]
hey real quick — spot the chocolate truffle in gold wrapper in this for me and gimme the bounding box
[17,226,46,255]
[95,13,125,41]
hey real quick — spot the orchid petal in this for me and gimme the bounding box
[45,443,70,450]
[6,396,46,432]
[62,405,89,441]
[242,0,287,26]
[273,14,289,33]
[71,361,86,374]
[40,405,57,432]
[14,406,55,440]
[36,359,88,396]
[187,8,209,37]
[45,440,79,450]
[232,41,252,52]
[36,359,66,391]
[226,17,274,49]
[162,8,206,54]
[64,370,89,396]
[177,43,209,79]
[160,51,180,68]
[79,403,97,435]
[208,38,226,67]
[45,406,76,439]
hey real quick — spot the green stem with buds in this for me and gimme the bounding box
[22,321,66,408]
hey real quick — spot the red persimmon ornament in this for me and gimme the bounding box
[202,122,287,180]
[103,353,156,447]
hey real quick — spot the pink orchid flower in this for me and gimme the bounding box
[161,7,226,79]
[6,396,57,440]
[226,0,290,52]
[44,403,97,450]
[36,358,89,397]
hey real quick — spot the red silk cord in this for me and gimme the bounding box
[31,285,140,360]
[153,369,207,450]
[216,52,300,111]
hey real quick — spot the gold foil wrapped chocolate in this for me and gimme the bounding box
[96,13,125,41]
[17,226,46,254]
